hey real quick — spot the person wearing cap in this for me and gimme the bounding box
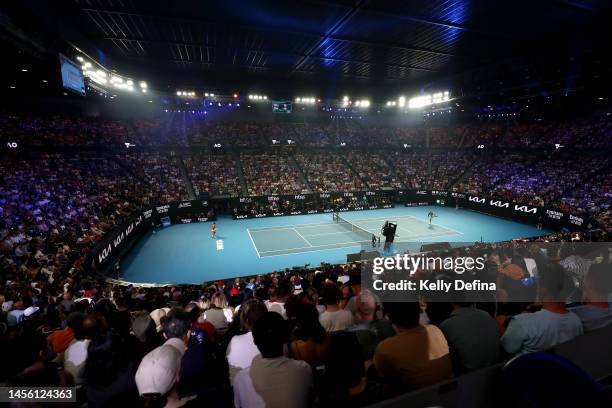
[135,309,192,408]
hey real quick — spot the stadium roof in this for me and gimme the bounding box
[3,0,612,98]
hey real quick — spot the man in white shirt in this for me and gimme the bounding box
[501,263,583,356]
[64,315,102,385]
[226,300,267,382]
[265,283,291,319]
[319,283,354,332]
[233,312,312,408]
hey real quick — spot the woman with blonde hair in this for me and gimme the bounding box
[203,292,233,333]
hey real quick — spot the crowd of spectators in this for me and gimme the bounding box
[184,154,243,197]
[294,153,366,192]
[1,109,611,406]
[0,112,131,146]
[343,152,403,190]
[240,152,309,196]
[491,155,608,207]
[118,153,188,204]
[2,237,611,406]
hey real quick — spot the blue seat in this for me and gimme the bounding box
[503,351,605,407]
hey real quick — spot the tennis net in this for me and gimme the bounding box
[336,214,379,241]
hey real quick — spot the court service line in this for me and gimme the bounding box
[258,238,371,255]
[259,243,375,258]
[248,223,336,233]
[293,228,313,247]
[302,230,361,237]
[246,229,261,259]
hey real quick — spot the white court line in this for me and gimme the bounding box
[249,222,336,233]
[293,228,313,247]
[301,230,358,237]
[259,242,375,258]
[246,229,261,259]
[259,238,370,255]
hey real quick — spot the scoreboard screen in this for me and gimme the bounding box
[272,101,292,114]
[59,53,85,96]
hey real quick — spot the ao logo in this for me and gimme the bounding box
[7,142,18,149]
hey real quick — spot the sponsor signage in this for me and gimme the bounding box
[403,189,591,231]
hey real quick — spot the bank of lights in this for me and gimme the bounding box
[354,99,370,108]
[248,94,267,101]
[408,91,450,109]
[77,55,147,93]
[177,91,196,97]
[295,97,316,104]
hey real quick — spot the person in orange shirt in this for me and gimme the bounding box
[211,222,217,239]
[373,302,452,393]
[47,312,84,353]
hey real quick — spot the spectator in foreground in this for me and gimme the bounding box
[203,292,233,334]
[289,303,331,366]
[501,263,583,356]
[439,302,500,375]
[233,312,312,408]
[226,299,268,382]
[373,301,452,393]
[84,331,139,407]
[135,309,191,408]
[63,314,105,386]
[570,262,612,332]
[322,331,384,407]
[319,283,355,332]
[347,290,395,359]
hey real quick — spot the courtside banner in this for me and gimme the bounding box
[402,190,593,231]
[360,242,612,303]
[231,190,394,219]
[87,199,214,273]
[87,210,151,271]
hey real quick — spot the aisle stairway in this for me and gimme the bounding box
[289,153,314,193]
[235,153,248,196]
[175,155,196,199]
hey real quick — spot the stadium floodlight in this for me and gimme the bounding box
[177,91,181,96]
[210,93,214,97]
[140,81,147,88]
[398,96,406,108]
[76,56,84,62]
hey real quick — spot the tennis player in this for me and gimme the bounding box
[427,210,437,225]
[211,222,217,239]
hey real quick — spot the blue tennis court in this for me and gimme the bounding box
[120,206,550,284]
[248,214,461,257]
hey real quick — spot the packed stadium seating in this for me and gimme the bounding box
[1,113,611,407]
